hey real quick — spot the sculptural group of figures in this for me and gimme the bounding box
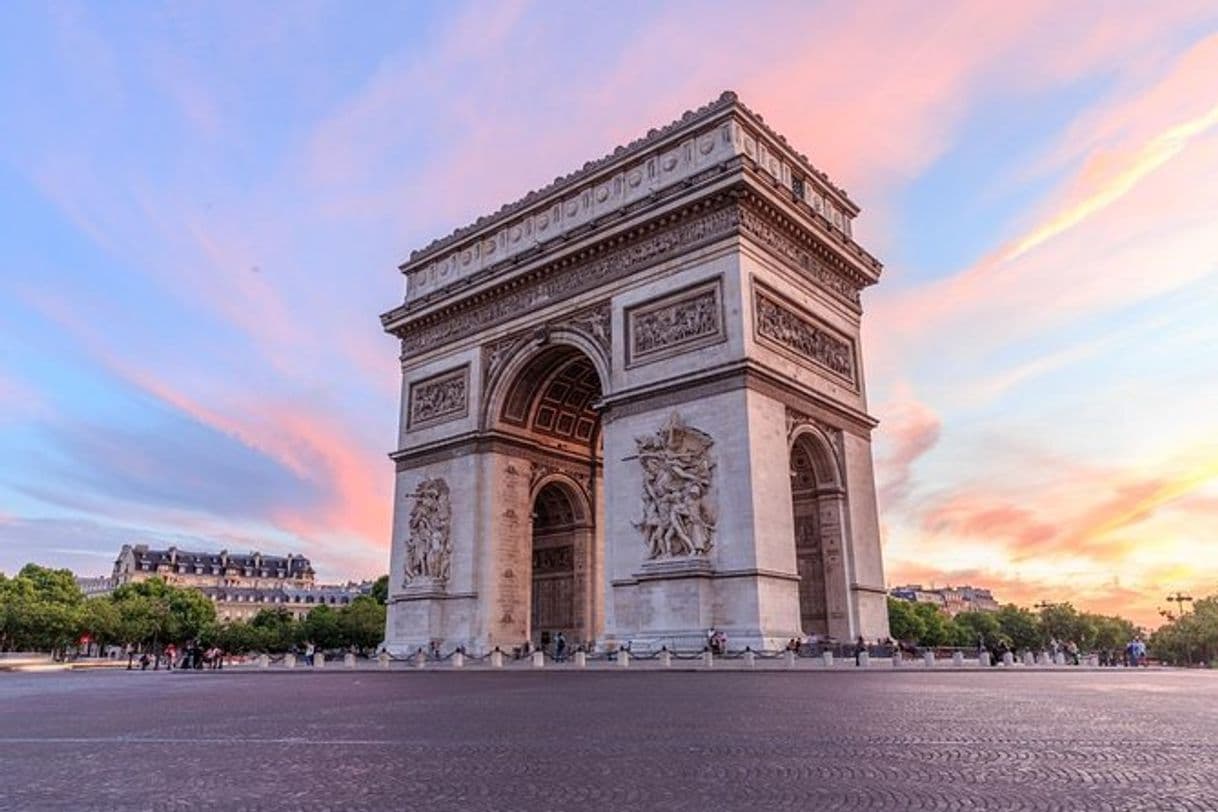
[635,414,717,558]
[404,477,452,584]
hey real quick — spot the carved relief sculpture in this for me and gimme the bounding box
[403,477,452,586]
[754,290,855,382]
[408,366,469,428]
[634,413,717,558]
[627,280,723,365]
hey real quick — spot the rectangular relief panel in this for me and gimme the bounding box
[751,281,857,388]
[625,277,725,367]
[407,364,470,430]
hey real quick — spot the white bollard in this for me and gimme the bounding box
[1055,652,1067,666]
[821,651,834,668]
[1023,651,1035,667]
[378,651,390,669]
[452,652,465,669]
[413,650,427,669]
[785,650,797,669]
[313,652,325,668]
[490,649,504,668]
[344,653,356,669]
[618,649,630,668]
[892,653,902,668]
[658,650,671,668]
[952,652,964,667]
[923,651,935,668]
[531,650,545,668]
[744,649,756,668]
[979,651,991,667]
[574,651,587,668]
[703,650,715,668]
[258,654,270,669]
[1002,652,1014,667]
[857,651,870,668]
[285,653,296,669]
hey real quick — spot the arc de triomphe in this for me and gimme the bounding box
[381,92,889,654]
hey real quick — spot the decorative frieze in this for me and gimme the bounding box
[403,477,452,587]
[626,278,724,366]
[397,203,740,356]
[754,287,856,384]
[635,413,717,559]
[739,206,861,305]
[408,365,469,429]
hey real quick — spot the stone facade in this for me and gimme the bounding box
[111,544,370,621]
[381,92,889,654]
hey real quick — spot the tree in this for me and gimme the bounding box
[0,565,85,654]
[340,596,386,653]
[994,604,1041,651]
[80,598,121,650]
[303,605,343,650]
[887,597,925,643]
[110,578,216,650]
[249,608,300,653]
[1150,594,1218,666]
[953,610,1000,648]
[370,575,389,606]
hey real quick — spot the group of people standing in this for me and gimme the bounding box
[128,642,224,671]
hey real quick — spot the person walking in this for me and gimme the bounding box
[854,636,867,667]
[555,632,567,663]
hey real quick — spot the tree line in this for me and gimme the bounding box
[0,564,389,657]
[1148,595,1218,666]
[887,597,1140,654]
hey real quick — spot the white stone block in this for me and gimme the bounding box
[891,654,901,668]
[257,654,269,669]
[1055,653,1067,666]
[857,652,869,668]
[979,651,991,667]
[532,650,545,668]
[618,650,630,668]
[922,651,934,668]
[377,651,390,669]
[413,650,427,669]
[285,653,296,669]
[784,650,796,669]
[821,651,833,668]
[490,650,504,668]
[659,650,671,668]
[313,653,325,668]
[1022,651,1035,667]
[952,652,963,667]
[1002,652,1014,667]
[574,651,587,668]
[452,652,465,669]
[344,653,356,669]
[744,650,756,668]
[703,650,714,668]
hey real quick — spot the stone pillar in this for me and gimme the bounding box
[784,650,796,668]
[891,653,901,668]
[1002,652,1014,667]
[574,651,587,668]
[922,651,935,668]
[285,653,296,669]
[952,651,964,667]
[344,653,356,669]
[1054,652,1066,666]
[618,650,630,668]
[452,651,465,669]
[1022,651,1035,667]
[257,654,270,669]
[531,650,545,668]
[821,651,834,668]
[313,652,325,668]
[857,651,869,668]
[378,651,390,669]
[490,649,504,668]
[703,650,714,668]
[744,649,756,668]
[979,651,991,667]
[413,649,426,669]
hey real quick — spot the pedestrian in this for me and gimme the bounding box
[139,652,150,671]
[165,644,176,671]
[305,642,315,666]
[854,636,867,666]
[555,632,567,662]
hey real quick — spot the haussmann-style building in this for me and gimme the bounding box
[380,92,890,655]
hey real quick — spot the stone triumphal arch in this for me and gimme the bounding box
[381,92,889,654]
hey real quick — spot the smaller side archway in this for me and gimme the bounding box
[788,426,851,639]
[528,475,596,649]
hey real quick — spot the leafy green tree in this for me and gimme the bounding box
[1150,594,1218,666]
[249,608,300,652]
[303,605,343,650]
[370,575,389,605]
[340,596,386,653]
[995,604,1041,651]
[80,598,121,650]
[952,610,1000,648]
[887,597,925,643]
[0,564,85,653]
[110,578,216,649]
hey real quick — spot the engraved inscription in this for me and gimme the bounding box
[628,280,723,365]
[754,291,855,382]
[408,366,469,428]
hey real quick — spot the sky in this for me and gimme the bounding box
[1,1,1216,627]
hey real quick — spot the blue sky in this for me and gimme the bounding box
[2,1,1217,624]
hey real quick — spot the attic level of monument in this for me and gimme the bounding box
[381,94,891,655]
[380,92,882,332]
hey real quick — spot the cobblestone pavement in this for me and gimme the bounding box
[1,670,1215,811]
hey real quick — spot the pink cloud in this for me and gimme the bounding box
[874,389,941,509]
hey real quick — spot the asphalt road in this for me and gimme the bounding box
[0,669,1214,811]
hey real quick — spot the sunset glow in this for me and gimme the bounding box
[2,2,1216,627]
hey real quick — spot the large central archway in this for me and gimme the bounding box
[490,341,605,650]
[789,428,851,640]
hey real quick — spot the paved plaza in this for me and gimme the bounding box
[0,670,1215,811]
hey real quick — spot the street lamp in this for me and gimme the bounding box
[1166,592,1193,616]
